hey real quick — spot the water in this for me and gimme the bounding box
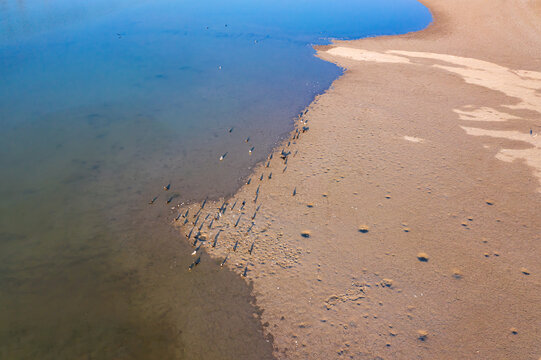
[0,0,431,358]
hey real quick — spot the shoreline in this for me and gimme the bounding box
[175,0,541,358]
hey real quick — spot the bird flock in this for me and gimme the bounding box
[148,110,311,274]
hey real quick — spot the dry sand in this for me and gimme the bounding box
[175,1,541,358]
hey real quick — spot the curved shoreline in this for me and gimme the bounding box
[176,0,541,358]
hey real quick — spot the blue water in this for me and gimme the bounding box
[0,0,431,359]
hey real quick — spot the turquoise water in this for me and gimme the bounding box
[0,0,431,359]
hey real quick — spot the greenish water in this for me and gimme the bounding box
[0,0,432,358]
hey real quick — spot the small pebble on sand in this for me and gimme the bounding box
[322,192,328,197]
[510,327,518,334]
[301,230,311,238]
[452,268,463,279]
[382,278,393,287]
[307,203,314,208]
[403,227,411,232]
[485,199,495,205]
[358,225,370,233]
[520,267,530,275]
[417,330,428,341]
[417,252,429,262]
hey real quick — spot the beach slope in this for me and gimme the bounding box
[176,1,541,358]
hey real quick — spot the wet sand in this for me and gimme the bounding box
[175,0,541,358]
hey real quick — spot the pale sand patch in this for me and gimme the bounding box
[453,106,520,122]
[388,50,541,112]
[327,46,541,191]
[328,47,541,113]
[403,135,425,143]
[326,47,411,64]
[461,126,541,191]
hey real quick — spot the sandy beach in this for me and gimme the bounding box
[176,0,541,358]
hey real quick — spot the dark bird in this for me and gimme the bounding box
[268,172,272,180]
[247,222,255,233]
[213,230,221,247]
[201,198,207,209]
[256,185,260,195]
[253,192,259,203]
[166,196,174,204]
[259,173,264,181]
[249,242,255,255]
[187,227,194,239]
[204,213,210,221]
[208,218,214,229]
[231,200,237,210]
[256,204,261,212]
[219,152,228,161]
[183,217,189,225]
[233,240,239,252]
[247,178,252,185]
[266,160,270,168]
[245,137,250,143]
[188,256,201,271]
[184,209,189,218]
[252,211,257,220]
[249,146,255,154]
[283,166,287,173]
[242,265,248,277]
[192,243,202,255]
[228,127,234,133]
[240,200,246,210]
[235,215,242,227]
[287,141,291,146]
[302,126,309,133]
[149,196,158,204]
[293,187,297,196]
[164,183,171,191]
[280,149,291,160]
[193,214,201,226]
[175,213,182,221]
[220,254,229,267]
[219,201,227,213]
[198,222,204,231]
[269,153,273,160]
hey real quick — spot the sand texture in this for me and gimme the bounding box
[175,1,541,358]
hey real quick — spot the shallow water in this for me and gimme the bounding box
[0,0,431,358]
